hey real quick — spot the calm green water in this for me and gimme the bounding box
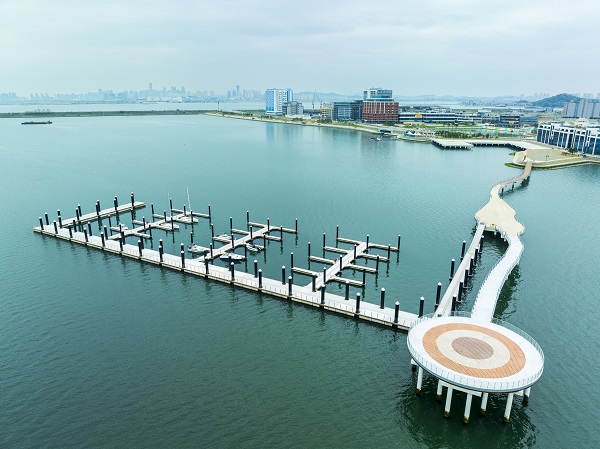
[0,116,598,448]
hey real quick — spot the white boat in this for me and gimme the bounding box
[245,242,262,253]
[219,252,246,262]
[216,232,230,239]
[188,244,209,254]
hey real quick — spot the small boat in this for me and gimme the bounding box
[245,242,262,253]
[188,244,209,254]
[370,137,381,141]
[216,232,230,239]
[219,252,246,262]
[22,121,52,125]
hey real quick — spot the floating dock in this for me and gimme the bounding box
[34,193,418,331]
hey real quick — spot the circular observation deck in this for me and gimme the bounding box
[407,313,544,393]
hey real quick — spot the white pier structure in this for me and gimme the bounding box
[34,195,419,331]
[407,162,544,423]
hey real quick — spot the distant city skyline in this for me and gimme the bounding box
[1,0,598,97]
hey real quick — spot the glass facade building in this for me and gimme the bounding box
[537,122,600,155]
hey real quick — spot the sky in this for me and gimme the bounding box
[1,0,598,97]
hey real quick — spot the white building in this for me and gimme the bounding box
[265,88,293,115]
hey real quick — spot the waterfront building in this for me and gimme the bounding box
[562,98,600,119]
[320,102,333,120]
[537,122,600,154]
[362,88,399,123]
[282,101,304,117]
[332,101,363,121]
[265,88,293,115]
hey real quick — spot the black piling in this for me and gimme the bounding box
[254,260,258,278]
[295,218,298,233]
[77,204,82,217]
[131,192,135,207]
[183,205,187,216]
[362,270,366,286]
[246,210,249,224]
[397,235,401,251]
[57,210,62,228]
[114,196,118,212]
[39,217,43,228]
[479,235,484,253]
[458,281,464,302]
[103,225,108,240]
[229,217,233,233]
[208,204,212,220]
[353,245,357,261]
[461,240,466,260]
[435,282,442,309]
[211,224,214,239]
[355,293,361,315]
[345,281,350,301]
[210,244,213,260]
[101,233,105,247]
[366,235,369,248]
[108,216,112,231]
[288,276,293,297]
[323,267,327,284]
[190,232,194,244]
[45,212,49,225]
[87,223,92,236]
[290,252,294,268]
[119,238,123,252]
[339,256,343,271]
[151,203,155,216]
[336,225,339,241]
[312,275,316,292]
[451,295,457,313]
[170,214,174,231]
[464,268,469,288]
[75,208,80,223]
[474,247,479,264]
[387,244,391,260]
[53,220,58,234]
[321,285,326,305]
[380,288,385,309]
[449,258,455,280]
[159,240,163,261]
[308,242,311,258]
[281,266,286,285]
[68,226,73,238]
[84,228,88,243]
[323,232,326,248]
[204,258,209,274]
[164,210,167,223]
[258,269,263,289]
[137,240,142,257]
[95,201,100,217]
[394,302,400,324]
[376,255,380,272]
[267,218,270,231]
[169,197,173,211]
[419,296,425,318]
[180,251,185,268]
[229,262,234,280]
[469,257,474,276]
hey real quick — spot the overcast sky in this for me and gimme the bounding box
[1,0,598,97]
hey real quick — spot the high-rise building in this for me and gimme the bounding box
[563,98,600,119]
[265,88,293,115]
[361,88,398,123]
[332,101,363,121]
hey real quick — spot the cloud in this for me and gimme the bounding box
[0,0,598,96]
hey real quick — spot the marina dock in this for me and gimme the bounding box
[34,194,417,331]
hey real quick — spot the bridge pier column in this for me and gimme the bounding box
[503,393,514,423]
[480,392,489,415]
[416,367,423,395]
[444,387,453,418]
[464,393,473,424]
[523,387,531,404]
[436,380,443,401]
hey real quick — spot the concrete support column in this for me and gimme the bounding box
[436,380,443,401]
[503,393,514,423]
[480,392,489,415]
[464,394,473,424]
[524,387,531,404]
[444,387,453,418]
[416,367,423,395]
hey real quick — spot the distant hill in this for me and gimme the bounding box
[532,93,582,108]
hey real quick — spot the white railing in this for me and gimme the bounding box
[408,313,543,392]
[471,233,523,321]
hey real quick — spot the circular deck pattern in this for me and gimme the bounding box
[407,316,544,392]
